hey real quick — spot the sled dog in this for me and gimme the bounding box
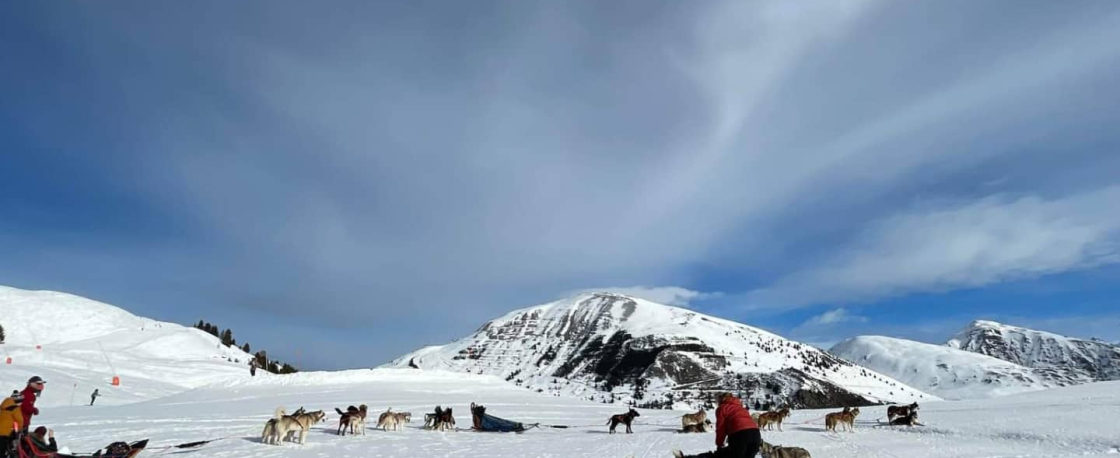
[607,409,640,434]
[758,407,791,431]
[824,407,859,433]
[761,440,812,458]
[335,404,368,436]
[681,409,707,430]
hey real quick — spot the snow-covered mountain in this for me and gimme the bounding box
[948,320,1120,381]
[389,292,934,409]
[830,336,1071,400]
[0,285,254,406]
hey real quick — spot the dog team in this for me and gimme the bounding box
[260,404,445,445]
[258,396,922,458]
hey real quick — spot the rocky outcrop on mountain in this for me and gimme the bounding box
[948,320,1120,382]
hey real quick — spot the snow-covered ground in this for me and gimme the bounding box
[27,369,1120,458]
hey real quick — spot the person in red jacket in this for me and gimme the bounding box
[673,393,762,458]
[20,376,45,433]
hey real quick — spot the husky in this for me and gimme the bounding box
[885,411,921,427]
[377,408,412,431]
[425,406,456,431]
[335,404,368,436]
[824,407,859,433]
[681,409,707,430]
[607,408,640,434]
[680,419,713,433]
[758,407,791,432]
[761,440,812,458]
[262,407,326,445]
[887,402,919,421]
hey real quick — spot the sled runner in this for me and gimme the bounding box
[17,437,148,458]
[470,403,527,432]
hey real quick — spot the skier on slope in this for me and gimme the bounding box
[90,389,101,406]
[673,392,762,458]
[20,377,44,433]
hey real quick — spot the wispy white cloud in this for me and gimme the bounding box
[805,308,867,327]
[579,286,721,308]
[747,187,1120,309]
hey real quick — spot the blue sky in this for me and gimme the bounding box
[2,1,1119,369]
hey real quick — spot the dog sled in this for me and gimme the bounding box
[16,437,148,458]
[470,403,528,433]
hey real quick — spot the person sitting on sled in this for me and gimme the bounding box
[18,426,59,458]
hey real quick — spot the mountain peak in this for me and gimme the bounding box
[947,319,1120,381]
[391,295,932,409]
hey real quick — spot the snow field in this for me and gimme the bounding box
[30,370,1120,458]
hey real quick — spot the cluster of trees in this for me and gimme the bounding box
[194,320,298,374]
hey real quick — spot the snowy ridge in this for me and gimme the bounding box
[948,320,1120,381]
[830,336,1066,400]
[0,285,254,406]
[390,292,934,409]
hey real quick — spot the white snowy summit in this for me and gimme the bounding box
[389,292,933,409]
[830,336,1063,400]
[947,320,1120,381]
[830,320,1120,400]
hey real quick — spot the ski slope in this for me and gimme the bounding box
[28,369,1120,458]
[0,285,253,406]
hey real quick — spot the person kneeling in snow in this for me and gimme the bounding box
[673,393,762,458]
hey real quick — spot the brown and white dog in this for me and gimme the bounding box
[377,408,412,431]
[824,407,859,433]
[681,409,707,431]
[424,405,456,431]
[262,407,327,445]
[335,404,368,436]
[758,407,791,431]
[607,408,640,434]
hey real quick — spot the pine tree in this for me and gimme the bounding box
[195,320,204,330]
[220,329,234,347]
[207,324,219,337]
[241,343,251,353]
[0,323,5,343]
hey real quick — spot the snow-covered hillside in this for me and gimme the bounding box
[0,285,253,406]
[389,292,934,409]
[948,320,1120,381]
[830,336,1069,400]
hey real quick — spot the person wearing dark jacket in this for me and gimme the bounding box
[20,376,45,433]
[90,389,101,406]
[20,426,58,456]
[673,393,762,458]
